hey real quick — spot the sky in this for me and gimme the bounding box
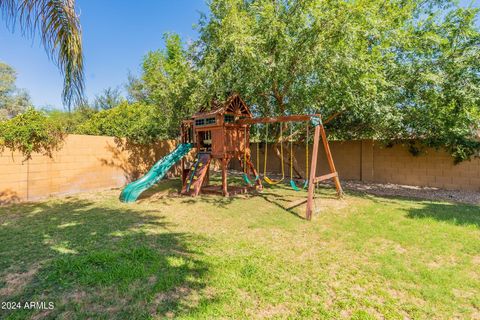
[0,0,478,110]
[0,0,208,109]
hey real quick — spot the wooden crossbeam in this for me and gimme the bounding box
[237,114,320,125]
[236,111,342,126]
[314,172,338,183]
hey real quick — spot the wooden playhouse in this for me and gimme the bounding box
[180,94,262,197]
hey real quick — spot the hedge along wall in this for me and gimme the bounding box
[246,140,480,192]
[1,135,479,204]
[0,135,179,204]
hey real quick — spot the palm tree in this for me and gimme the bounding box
[0,0,84,110]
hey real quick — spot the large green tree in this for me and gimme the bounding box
[128,33,202,138]
[394,7,480,161]
[194,0,480,162]
[0,62,31,120]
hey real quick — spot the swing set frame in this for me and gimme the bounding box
[237,113,343,220]
[179,94,342,221]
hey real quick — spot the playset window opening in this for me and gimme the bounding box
[195,117,216,127]
[198,130,212,152]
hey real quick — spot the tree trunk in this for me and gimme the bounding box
[271,125,306,179]
[268,84,307,180]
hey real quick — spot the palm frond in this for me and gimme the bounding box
[0,0,84,109]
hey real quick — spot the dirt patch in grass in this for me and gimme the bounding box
[31,310,52,320]
[62,289,87,303]
[139,189,182,203]
[153,286,191,304]
[148,285,213,318]
[386,287,427,308]
[150,286,199,318]
[0,263,42,297]
[255,303,291,319]
[367,238,408,255]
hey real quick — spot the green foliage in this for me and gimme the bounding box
[77,101,166,144]
[127,33,201,138]
[0,61,31,120]
[0,108,64,159]
[8,0,471,162]
[93,86,125,110]
[395,6,480,162]
[118,1,480,161]
[193,0,480,161]
[45,104,98,134]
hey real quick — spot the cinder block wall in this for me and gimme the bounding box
[0,150,28,202]
[247,141,361,180]
[1,136,479,204]
[244,140,479,191]
[0,135,177,204]
[371,142,480,191]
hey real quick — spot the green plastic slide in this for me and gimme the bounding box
[120,143,193,203]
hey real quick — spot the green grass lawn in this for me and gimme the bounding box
[0,176,479,319]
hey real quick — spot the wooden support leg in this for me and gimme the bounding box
[306,125,320,220]
[319,125,343,197]
[181,157,186,186]
[202,163,210,187]
[222,157,229,197]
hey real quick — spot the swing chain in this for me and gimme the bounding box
[263,123,285,185]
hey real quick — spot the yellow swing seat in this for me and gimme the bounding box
[263,123,285,185]
[264,175,284,185]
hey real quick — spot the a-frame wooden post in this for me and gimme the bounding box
[319,125,343,196]
[306,119,343,220]
[306,125,320,220]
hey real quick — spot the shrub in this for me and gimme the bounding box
[0,108,65,160]
[76,102,167,144]
[45,105,97,134]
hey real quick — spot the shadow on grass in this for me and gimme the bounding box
[138,174,244,209]
[0,198,211,319]
[404,201,480,228]
[256,190,307,220]
[256,184,341,220]
[135,173,342,217]
[136,178,238,209]
[133,172,339,218]
[136,179,182,202]
[354,192,480,228]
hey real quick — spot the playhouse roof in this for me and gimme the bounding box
[194,94,252,118]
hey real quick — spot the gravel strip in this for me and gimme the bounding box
[331,180,480,206]
[230,170,479,205]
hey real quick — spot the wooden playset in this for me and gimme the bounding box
[179,94,343,220]
[121,93,342,220]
